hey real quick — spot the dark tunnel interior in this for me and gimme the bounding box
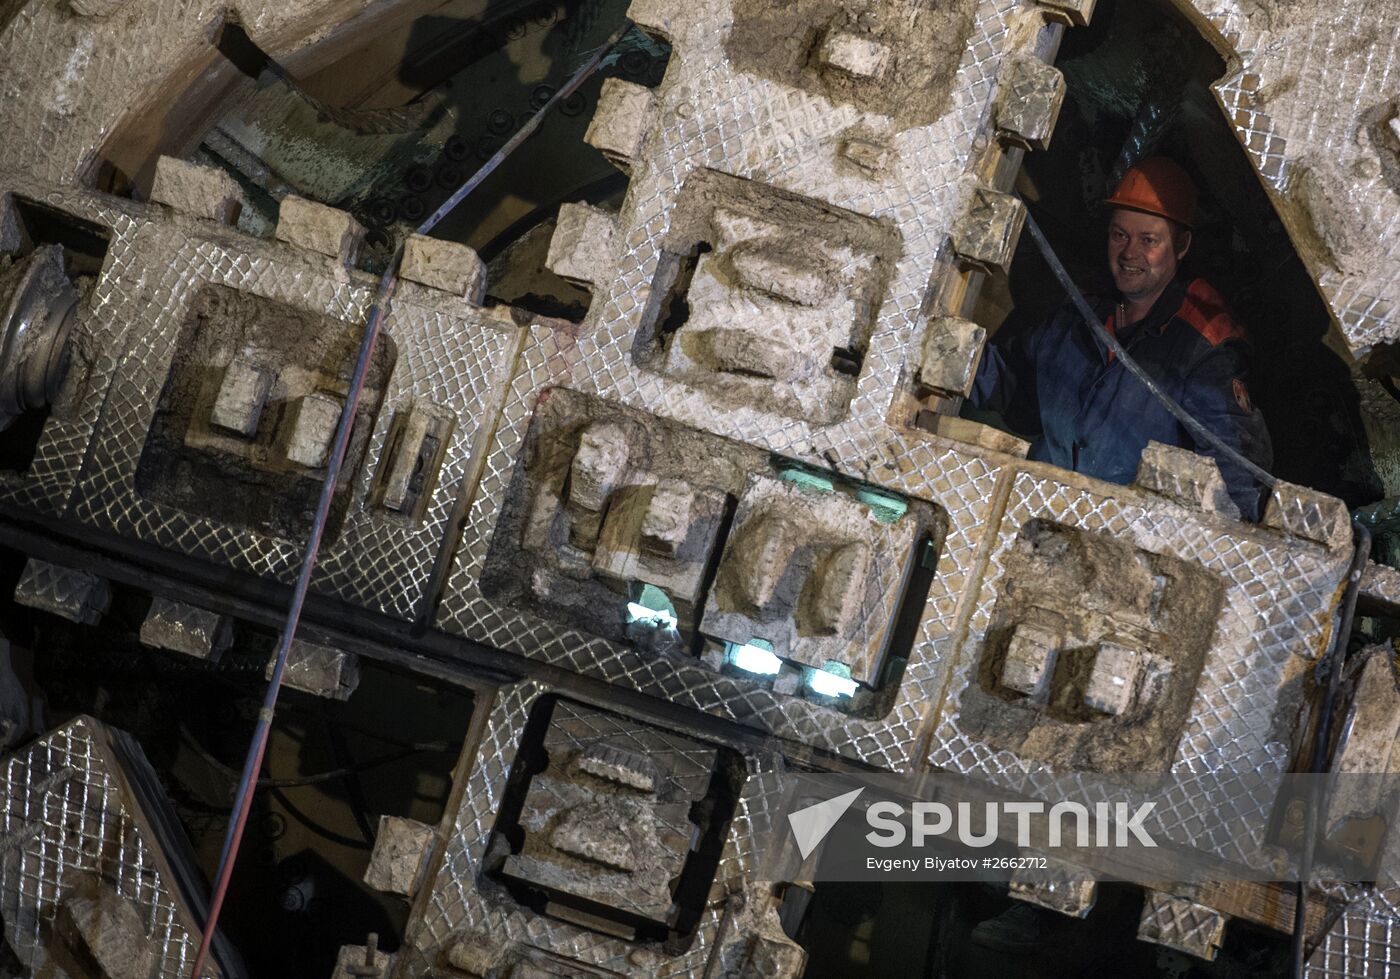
[0,0,1390,976]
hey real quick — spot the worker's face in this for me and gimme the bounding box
[1107,210,1189,305]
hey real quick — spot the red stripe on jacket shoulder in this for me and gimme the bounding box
[1177,279,1245,346]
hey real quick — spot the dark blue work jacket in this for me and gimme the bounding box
[970,276,1273,520]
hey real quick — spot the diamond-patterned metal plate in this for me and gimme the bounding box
[565,0,1040,467]
[0,179,526,623]
[435,341,1005,770]
[414,0,1059,770]
[1137,891,1227,961]
[926,473,1350,867]
[12,557,109,625]
[1307,886,1400,978]
[1184,0,1400,353]
[397,681,785,978]
[0,178,147,518]
[0,717,234,978]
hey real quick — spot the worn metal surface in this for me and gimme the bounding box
[436,339,1002,770]
[1009,856,1097,918]
[0,0,385,185]
[407,0,1360,802]
[0,243,80,429]
[0,174,523,622]
[424,0,1038,759]
[269,638,361,700]
[0,717,234,977]
[1307,888,1400,978]
[1180,0,1400,355]
[918,316,987,398]
[1361,560,1400,615]
[363,816,435,899]
[1136,890,1227,961]
[1134,441,1238,517]
[928,470,1350,866]
[554,0,1044,458]
[0,0,1353,796]
[2,0,1394,360]
[13,557,110,625]
[1263,479,1355,550]
[698,472,934,686]
[151,156,243,226]
[140,597,234,660]
[499,700,717,927]
[994,54,1068,151]
[0,0,1393,973]
[397,681,796,978]
[331,941,394,979]
[0,185,148,518]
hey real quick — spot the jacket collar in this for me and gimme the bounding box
[1115,275,1188,338]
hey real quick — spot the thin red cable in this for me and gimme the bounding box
[187,27,628,977]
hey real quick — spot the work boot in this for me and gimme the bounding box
[969,902,1050,954]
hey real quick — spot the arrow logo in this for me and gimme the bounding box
[787,788,864,859]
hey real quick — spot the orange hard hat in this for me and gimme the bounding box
[1105,157,1197,229]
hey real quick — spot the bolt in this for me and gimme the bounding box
[560,92,588,117]
[258,811,287,841]
[444,136,470,162]
[530,84,555,110]
[365,198,396,227]
[1285,799,1307,827]
[436,163,464,190]
[487,108,514,135]
[278,884,306,913]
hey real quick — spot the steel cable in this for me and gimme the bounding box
[188,26,629,977]
[1021,201,1371,977]
[1019,204,1277,491]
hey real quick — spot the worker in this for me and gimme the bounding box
[968,157,1273,520]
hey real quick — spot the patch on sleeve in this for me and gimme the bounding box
[1232,378,1252,413]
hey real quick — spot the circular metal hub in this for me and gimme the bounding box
[0,244,78,430]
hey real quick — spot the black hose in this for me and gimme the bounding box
[268,787,371,852]
[178,723,449,789]
[1018,205,1277,491]
[320,703,377,844]
[254,745,448,788]
[1291,522,1371,978]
